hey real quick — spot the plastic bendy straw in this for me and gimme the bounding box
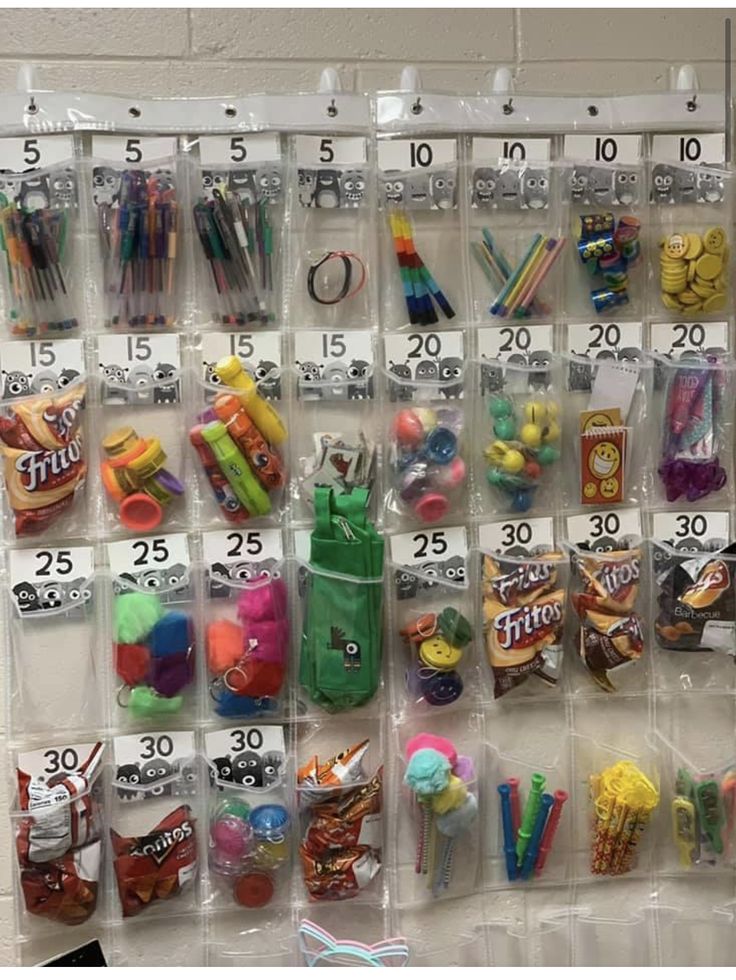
[389,208,455,326]
[590,761,659,876]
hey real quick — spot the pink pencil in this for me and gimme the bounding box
[512,237,565,318]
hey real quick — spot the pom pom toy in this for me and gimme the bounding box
[404,748,451,797]
[114,592,163,644]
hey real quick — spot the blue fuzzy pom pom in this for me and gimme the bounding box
[404,748,451,796]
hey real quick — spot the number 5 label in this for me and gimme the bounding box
[0,134,75,171]
[92,135,177,165]
[199,134,281,166]
[294,136,366,166]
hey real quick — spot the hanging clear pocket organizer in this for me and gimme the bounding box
[566,542,648,696]
[0,374,88,542]
[188,133,284,328]
[0,141,82,337]
[394,710,482,905]
[204,724,292,911]
[468,151,564,325]
[93,333,189,535]
[384,341,468,528]
[7,544,102,738]
[377,135,464,331]
[283,131,377,330]
[11,740,105,937]
[473,357,563,518]
[201,528,288,721]
[109,729,202,920]
[106,533,198,729]
[563,157,647,321]
[649,151,733,321]
[388,524,477,713]
[296,721,385,904]
[190,350,288,529]
[561,354,653,513]
[292,329,378,522]
[87,136,189,331]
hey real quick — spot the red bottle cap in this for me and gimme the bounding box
[414,492,449,524]
[119,492,164,532]
[234,871,274,908]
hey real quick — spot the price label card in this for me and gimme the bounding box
[97,333,181,405]
[652,510,731,548]
[92,135,177,165]
[384,330,464,401]
[201,331,282,401]
[199,134,281,166]
[566,508,642,551]
[113,730,196,801]
[478,324,554,363]
[9,546,93,615]
[294,330,374,401]
[378,138,457,172]
[479,518,554,555]
[473,137,551,163]
[0,134,75,172]
[17,741,103,783]
[106,533,191,596]
[203,528,283,598]
[568,321,643,360]
[295,135,366,167]
[652,132,725,166]
[204,725,286,788]
[649,320,729,359]
[563,133,642,165]
[389,526,468,598]
[0,339,84,398]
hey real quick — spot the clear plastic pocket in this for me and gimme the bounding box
[205,565,289,721]
[473,358,563,517]
[0,160,82,337]
[109,573,198,730]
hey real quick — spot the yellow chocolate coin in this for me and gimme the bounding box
[695,253,722,281]
[677,290,700,305]
[664,233,688,259]
[691,281,716,299]
[683,233,703,260]
[661,292,684,311]
[703,226,726,255]
[703,293,726,313]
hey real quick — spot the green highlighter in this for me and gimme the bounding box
[202,420,271,516]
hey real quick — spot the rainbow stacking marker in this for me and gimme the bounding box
[389,209,456,325]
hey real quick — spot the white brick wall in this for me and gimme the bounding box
[0,8,729,97]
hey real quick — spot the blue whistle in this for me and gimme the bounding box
[498,783,517,882]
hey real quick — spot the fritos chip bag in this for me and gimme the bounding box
[571,547,645,692]
[111,805,198,918]
[0,382,86,536]
[482,553,566,699]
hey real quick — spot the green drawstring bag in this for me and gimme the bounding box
[299,487,384,711]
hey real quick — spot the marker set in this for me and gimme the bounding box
[0,91,733,968]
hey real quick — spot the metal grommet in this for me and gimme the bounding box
[587,104,599,117]
[224,104,237,118]
[411,97,423,116]
[502,98,514,116]
[26,96,38,116]
[326,98,338,118]
[686,95,698,113]
[128,105,141,119]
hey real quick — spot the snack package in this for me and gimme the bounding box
[671,764,736,870]
[111,804,198,918]
[570,546,645,692]
[482,551,566,699]
[0,380,86,538]
[297,739,383,902]
[14,741,104,927]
